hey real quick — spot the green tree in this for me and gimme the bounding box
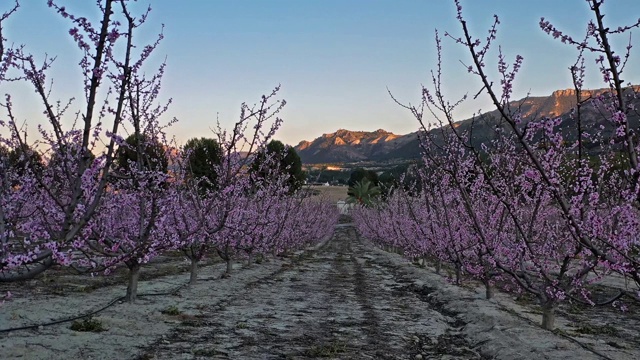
[378,162,421,198]
[116,134,168,174]
[0,145,9,184]
[0,145,8,166]
[347,178,381,207]
[7,145,44,179]
[48,143,96,172]
[183,137,223,193]
[347,167,379,188]
[253,140,306,193]
[46,144,97,191]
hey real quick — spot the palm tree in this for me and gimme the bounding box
[347,178,381,207]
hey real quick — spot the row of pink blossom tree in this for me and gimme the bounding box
[354,0,640,330]
[0,0,338,303]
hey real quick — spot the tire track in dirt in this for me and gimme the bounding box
[139,224,485,359]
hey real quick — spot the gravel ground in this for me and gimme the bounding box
[1,223,638,359]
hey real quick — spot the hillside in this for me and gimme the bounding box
[295,129,418,164]
[295,87,640,164]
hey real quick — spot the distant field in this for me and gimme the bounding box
[306,185,349,203]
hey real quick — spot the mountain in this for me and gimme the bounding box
[294,129,418,164]
[438,86,640,151]
[295,87,640,164]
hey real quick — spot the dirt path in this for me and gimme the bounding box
[140,224,484,359]
[2,223,635,359]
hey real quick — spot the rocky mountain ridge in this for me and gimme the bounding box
[295,129,417,164]
[294,87,640,164]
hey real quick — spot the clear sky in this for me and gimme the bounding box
[2,0,640,147]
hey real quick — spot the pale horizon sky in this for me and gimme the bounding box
[2,0,640,147]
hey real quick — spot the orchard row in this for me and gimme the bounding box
[354,0,640,330]
[0,0,338,303]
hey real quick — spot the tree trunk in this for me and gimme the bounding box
[247,253,253,267]
[126,263,141,303]
[454,264,461,285]
[226,258,233,275]
[217,246,233,277]
[435,260,441,275]
[541,303,556,330]
[484,281,494,300]
[189,258,198,286]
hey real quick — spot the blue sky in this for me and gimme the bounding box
[2,0,640,146]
